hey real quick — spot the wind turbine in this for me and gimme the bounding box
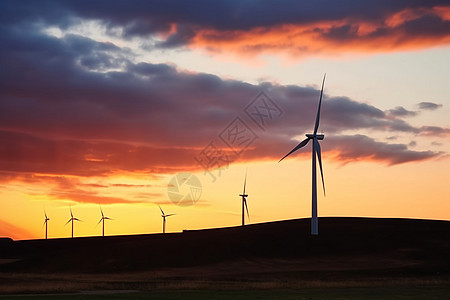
[279,74,327,235]
[97,206,112,237]
[159,205,175,234]
[43,210,50,239]
[239,170,250,226]
[65,207,82,238]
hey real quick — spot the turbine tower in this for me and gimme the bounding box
[239,170,250,226]
[97,207,112,237]
[65,207,82,238]
[43,210,50,239]
[159,205,175,234]
[279,74,327,235]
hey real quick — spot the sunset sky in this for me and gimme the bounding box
[1,0,449,240]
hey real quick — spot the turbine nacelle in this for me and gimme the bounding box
[239,194,248,198]
[306,134,324,140]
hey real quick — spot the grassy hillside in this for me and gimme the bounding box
[1,217,448,277]
[0,217,449,295]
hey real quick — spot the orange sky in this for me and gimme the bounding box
[1,1,449,240]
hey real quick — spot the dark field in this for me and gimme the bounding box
[1,286,449,300]
[0,217,449,298]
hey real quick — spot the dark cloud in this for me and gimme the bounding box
[156,24,197,48]
[242,132,442,167]
[1,0,449,55]
[325,135,440,165]
[417,102,443,110]
[386,106,417,117]
[317,97,419,134]
[401,14,450,37]
[0,8,447,201]
[420,126,450,136]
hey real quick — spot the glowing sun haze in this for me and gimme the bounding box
[0,0,449,240]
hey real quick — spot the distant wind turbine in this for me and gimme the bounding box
[279,74,327,235]
[65,207,82,238]
[159,205,175,234]
[43,210,50,239]
[239,170,250,226]
[97,206,112,237]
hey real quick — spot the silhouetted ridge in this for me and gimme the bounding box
[0,217,448,276]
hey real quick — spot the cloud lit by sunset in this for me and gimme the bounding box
[0,0,449,240]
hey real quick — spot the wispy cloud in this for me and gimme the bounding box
[420,126,450,136]
[417,101,443,110]
[0,219,33,240]
[48,190,143,205]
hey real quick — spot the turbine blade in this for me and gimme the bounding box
[313,74,326,135]
[70,207,73,218]
[279,138,310,162]
[100,206,104,218]
[166,213,176,217]
[65,219,72,226]
[244,199,250,220]
[44,210,48,219]
[74,218,82,222]
[243,168,248,195]
[158,204,164,215]
[314,139,326,196]
[97,218,102,226]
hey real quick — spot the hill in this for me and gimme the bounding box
[0,217,449,280]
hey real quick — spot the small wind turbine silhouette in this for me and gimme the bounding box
[159,205,175,234]
[65,207,82,238]
[43,210,50,239]
[239,170,250,226]
[279,74,327,235]
[97,206,112,237]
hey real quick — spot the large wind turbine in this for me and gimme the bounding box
[97,207,112,237]
[43,210,50,239]
[159,205,175,234]
[65,207,82,238]
[279,74,327,235]
[239,170,250,226]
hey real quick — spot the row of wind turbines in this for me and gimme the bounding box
[43,74,328,239]
[43,205,174,239]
